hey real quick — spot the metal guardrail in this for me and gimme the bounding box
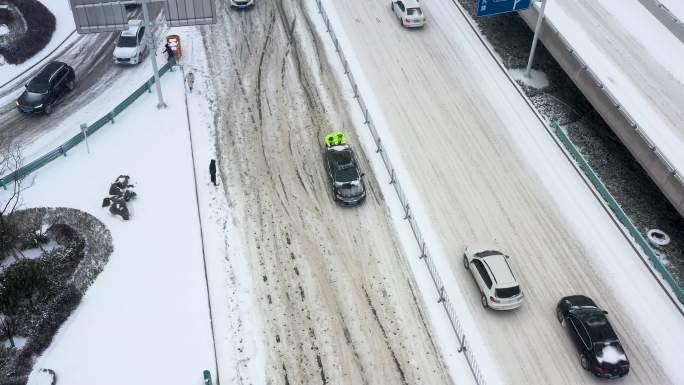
[0,57,176,187]
[525,3,684,214]
[638,0,684,43]
[313,1,486,384]
[550,119,684,305]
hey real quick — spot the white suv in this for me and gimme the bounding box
[391,0,426,28]
[463,246,523,310]
[113,20,147,65]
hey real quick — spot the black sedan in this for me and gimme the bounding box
[324,143,366,206]
[556,295,630,379]
[16,61,75,115]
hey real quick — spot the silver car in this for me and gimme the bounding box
[463,246,524,310]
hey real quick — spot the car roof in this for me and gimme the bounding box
[480,253,517,286]
[121,20,143,36]
[29,61,67,88]
[579,312,618,342]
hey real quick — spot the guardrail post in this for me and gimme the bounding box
[59,146,66,157]
[363,106,369,124]
[375,137,383,153]
[343,59,349,75]
[457,334,466,353]
[437,286,445,303]
[389,168,395,184]
[403,203,411,220]
[353,84,358,99]
[419,241,427,259]
[109,112,115,124]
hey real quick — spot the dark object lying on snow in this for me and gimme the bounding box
[102,175,137,220]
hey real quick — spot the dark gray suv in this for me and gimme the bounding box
[16,61,75,115]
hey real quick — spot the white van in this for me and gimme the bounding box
[113,20,147,65]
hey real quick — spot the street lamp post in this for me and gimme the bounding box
[141,0,166,108]
[525,0,548,77]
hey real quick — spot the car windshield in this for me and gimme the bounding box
[117,35,137,48]
[337,182,363,198]
[495,286,520,298]
[407,7,422,16]
[475,250,500,258]
[26,81,48,94]
[335,167,359,183]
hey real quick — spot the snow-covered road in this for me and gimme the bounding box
[200,1,455,384]
[325,0,684,384]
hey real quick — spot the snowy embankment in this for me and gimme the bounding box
[0,0,76,87]
[19,30,219,385]
[542,0,684,180]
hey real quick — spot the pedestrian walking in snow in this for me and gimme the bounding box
[163,43,174,62]
[209,159,217,186]
[185,71,195,92]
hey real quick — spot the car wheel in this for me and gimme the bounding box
[138,52,142,64]
[580,353,590,371]
[66,80,75,92]
[481,294,488,308]
[44,103,53,115]
[556,309,565,325]
[463,254,469,270]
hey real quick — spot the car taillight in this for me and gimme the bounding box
[489,296,498,302]
[595,367,607,374]
[405,18,410,23]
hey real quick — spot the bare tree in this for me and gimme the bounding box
[0,144,32,263]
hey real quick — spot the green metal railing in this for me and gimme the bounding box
[0,57,176,187]
[550,119,684,305]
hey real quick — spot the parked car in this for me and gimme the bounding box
[16,61,75,115]
[556,295,630,378]
[391,0,426,28]
[463,246,523,310]
[324,139,366,206]
[230,0,255,9]
[113,20,147,65]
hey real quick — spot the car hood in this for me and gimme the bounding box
[18,91,47,106]
[114,46,138,58]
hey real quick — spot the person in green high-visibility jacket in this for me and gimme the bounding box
[336,131,347,145]
[325,132,336,146]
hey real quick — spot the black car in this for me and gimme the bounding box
[556,295,630,379]
[324,143,366,206]
[16,61,75,115]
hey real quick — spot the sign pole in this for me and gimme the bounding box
[142,0,166,108]
[525,0,548,77]
[80,123,90,154]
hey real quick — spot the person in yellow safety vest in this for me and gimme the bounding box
[325,133,336,147]
[336,131,347,145]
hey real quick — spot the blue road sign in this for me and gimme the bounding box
[476,0,532,17]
